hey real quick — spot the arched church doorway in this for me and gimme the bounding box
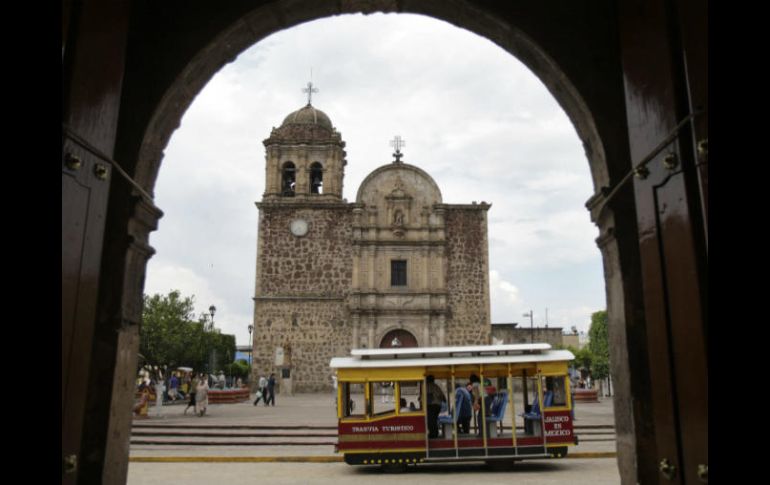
[63,2,706,484]
[379,329,418,349]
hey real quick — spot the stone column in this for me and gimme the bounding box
[351,314,360,349]
[265,149,280,196]
[296,149,309,195]
[368,317,375,349]
[438,315,446,346]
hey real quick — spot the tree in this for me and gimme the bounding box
[140,290,203,370]
[587,310,610,379]
[573,346,592,371]
[140,290,235,374]
[205,330,236,373]
[226,359,250,379]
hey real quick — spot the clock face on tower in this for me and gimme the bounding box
[290,218,309,237]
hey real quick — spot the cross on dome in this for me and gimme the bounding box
[302,81,319,105]
[390,135,406,163]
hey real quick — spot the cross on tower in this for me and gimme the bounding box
[390,135,406,163]
[302,81,319,105]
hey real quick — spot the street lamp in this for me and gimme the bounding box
[523,310,534,343]
[208,305,216,373]
[247,324,254,367]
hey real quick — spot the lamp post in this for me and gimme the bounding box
[247,324,254,383]
[208,305,216,374]
[523,310,534,343]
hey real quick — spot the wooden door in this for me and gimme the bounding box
[619,1,708,483]
[61,0,129,482]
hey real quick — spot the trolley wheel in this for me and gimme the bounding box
[381,462,408,473]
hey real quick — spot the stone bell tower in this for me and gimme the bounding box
[262,83,346,202]
[252,85,355,393]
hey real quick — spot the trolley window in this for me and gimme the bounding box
[542,375,568,407]
[397,380,423,413]
[341,381,367,419]
[372,381,396,416]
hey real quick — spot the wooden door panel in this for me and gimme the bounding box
[61,141,111,483]
[621,1,708,483]
[655,172,708,484]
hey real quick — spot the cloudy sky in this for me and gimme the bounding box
[144,13,606,347]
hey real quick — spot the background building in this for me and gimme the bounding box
[490,323,565,347]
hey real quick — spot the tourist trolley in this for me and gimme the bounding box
[330,343,577,469]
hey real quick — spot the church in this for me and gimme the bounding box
[251,94,492,392]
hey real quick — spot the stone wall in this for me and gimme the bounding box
[490,324,565,347]
[252,299,351,392]
[253,203,353,392]
[255,203,353,296]
[443,205,492,345]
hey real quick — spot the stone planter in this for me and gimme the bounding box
[574,388,600,402]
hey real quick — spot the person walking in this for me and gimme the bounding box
[184,373,198,415]
[265,373,276,406]
[254,375,267,405]
[168,372,180,401]
[195,373,209,417]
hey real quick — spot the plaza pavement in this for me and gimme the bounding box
[129,391,617,459]
[128,392,621,484]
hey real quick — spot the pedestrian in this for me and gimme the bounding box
[133,382,151,416]
[184,373,198,415]
[195,373,209,416]
[168,372,180,401]
[265,373,276,406]
[253,375,267,405]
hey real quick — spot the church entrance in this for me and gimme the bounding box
[379,329,418,349]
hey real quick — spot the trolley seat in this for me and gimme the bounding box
[485,391,508,437]
[521,390,553,437]
[438,389,466,437]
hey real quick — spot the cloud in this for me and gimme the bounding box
[489,270,520,323]
[143,261,254,342]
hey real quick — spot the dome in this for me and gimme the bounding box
[280,104,333,131]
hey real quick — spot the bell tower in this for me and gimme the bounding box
[252,87,354,394]
[262,84,346,202]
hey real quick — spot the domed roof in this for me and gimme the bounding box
[281,104,333,131]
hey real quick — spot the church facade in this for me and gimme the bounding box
[251,101,491,392]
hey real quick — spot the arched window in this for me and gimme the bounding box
[282,162,296,196]
[310,162,323,194]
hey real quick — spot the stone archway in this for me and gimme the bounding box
[379,329,418,349]
[83,4,634,482]
[63,2,707,484]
